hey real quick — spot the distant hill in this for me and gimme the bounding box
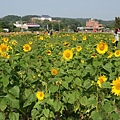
[0,15,115,32]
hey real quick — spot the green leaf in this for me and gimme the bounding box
[87,97,97,107]
[74,78,82,86]
[0,77,9,87]
[0,99,7,111]
[80,96,87,106]
[43,109,49,118]
[62,81,68,89]
[91,111,102,120]
[111,112,119,120]
[24,89,32,98]
[102,82,111,88]
[68,93,76,104]
[40,117,46,120]
[49,85,59,93]
[9,86,19,98]
[5,94,19,109]
[9,112,19,120]
[53,101,62,112]
[65,76,73,83]
[103,101,114,113]
[23,93,36,107]
[0,112,5,120]
[109,72,116,80]
[83,80,91,89]
[46,99,54,106]
[49,111,55,118]
[102,62,113,73]
[93,60,102,67]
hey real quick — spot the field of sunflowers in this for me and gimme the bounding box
[0,32,120,120]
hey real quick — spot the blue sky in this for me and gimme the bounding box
[0,0,120,20]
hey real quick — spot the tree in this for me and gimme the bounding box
[115,17,120,29]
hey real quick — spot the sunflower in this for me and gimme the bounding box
[3,37,9,42]
[36,91,45,100]
[82,35,86,40]
[76,46,82,52]
[112,38,116,43]
[23,44,31,52]
[51,68,58,76]
[0,52,10,59]
[107,51,113,58]
[46,50,51,55]
[63,49,73,60]
[72,36,76,41]
[64,42,70,47]
[91,54,97,58]
[81,60,84,64]
[97,75,107,88]
[114,50,120,57]
[39,36,44,40]
[0,43,9,52]
[29,41,33,45]
[111,77,120,96]
[96,41,108,54]
[12,40,17,45]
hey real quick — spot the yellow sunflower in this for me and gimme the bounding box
[81,60,84,64]
[46,50,51,55]
[97,75,107,88]
[91,54,97,58]
[63,49,73,60]
[51,68,58,76]
[96,41,108,54]
[12,40,17,45]
[3,37,9,42]
[29,41,33,45]
[107,51,113,58]
[111,77,120,96]
[114,50,120,57]
[0,43,9,52]
[36,91,45,100]
[64,42,70,47]
[23,44,31,52]
[72,36,76,41]
[76,46,82,52]
[112,38,116,43]
[39,36,44,40]
[82,35,86,40]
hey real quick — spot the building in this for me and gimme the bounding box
[85,19,103,32]
[31,15,52,22]
[14,21,40,30]
[40,15,52,21]
[77,19,104,32]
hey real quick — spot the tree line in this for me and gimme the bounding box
[0,15,118,32]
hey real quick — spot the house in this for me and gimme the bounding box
[85,19,103,32]
[31,15,52,22]
[14,21,40,30]
[77,19,104,32]
[40,15,52,21]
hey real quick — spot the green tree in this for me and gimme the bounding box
[115,17,120,28]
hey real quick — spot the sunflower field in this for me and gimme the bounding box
[0,32,120,120]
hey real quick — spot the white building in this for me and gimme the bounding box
[31,15,52,22]
[14,21,40,30]
[40,15,52,21]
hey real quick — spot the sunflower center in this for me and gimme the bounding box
[116,51,120,55]
[99,78,104,83]
[66,53,70,58]
[99,44,104,50]
[39,93,43,97]
[25,46,29,50]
